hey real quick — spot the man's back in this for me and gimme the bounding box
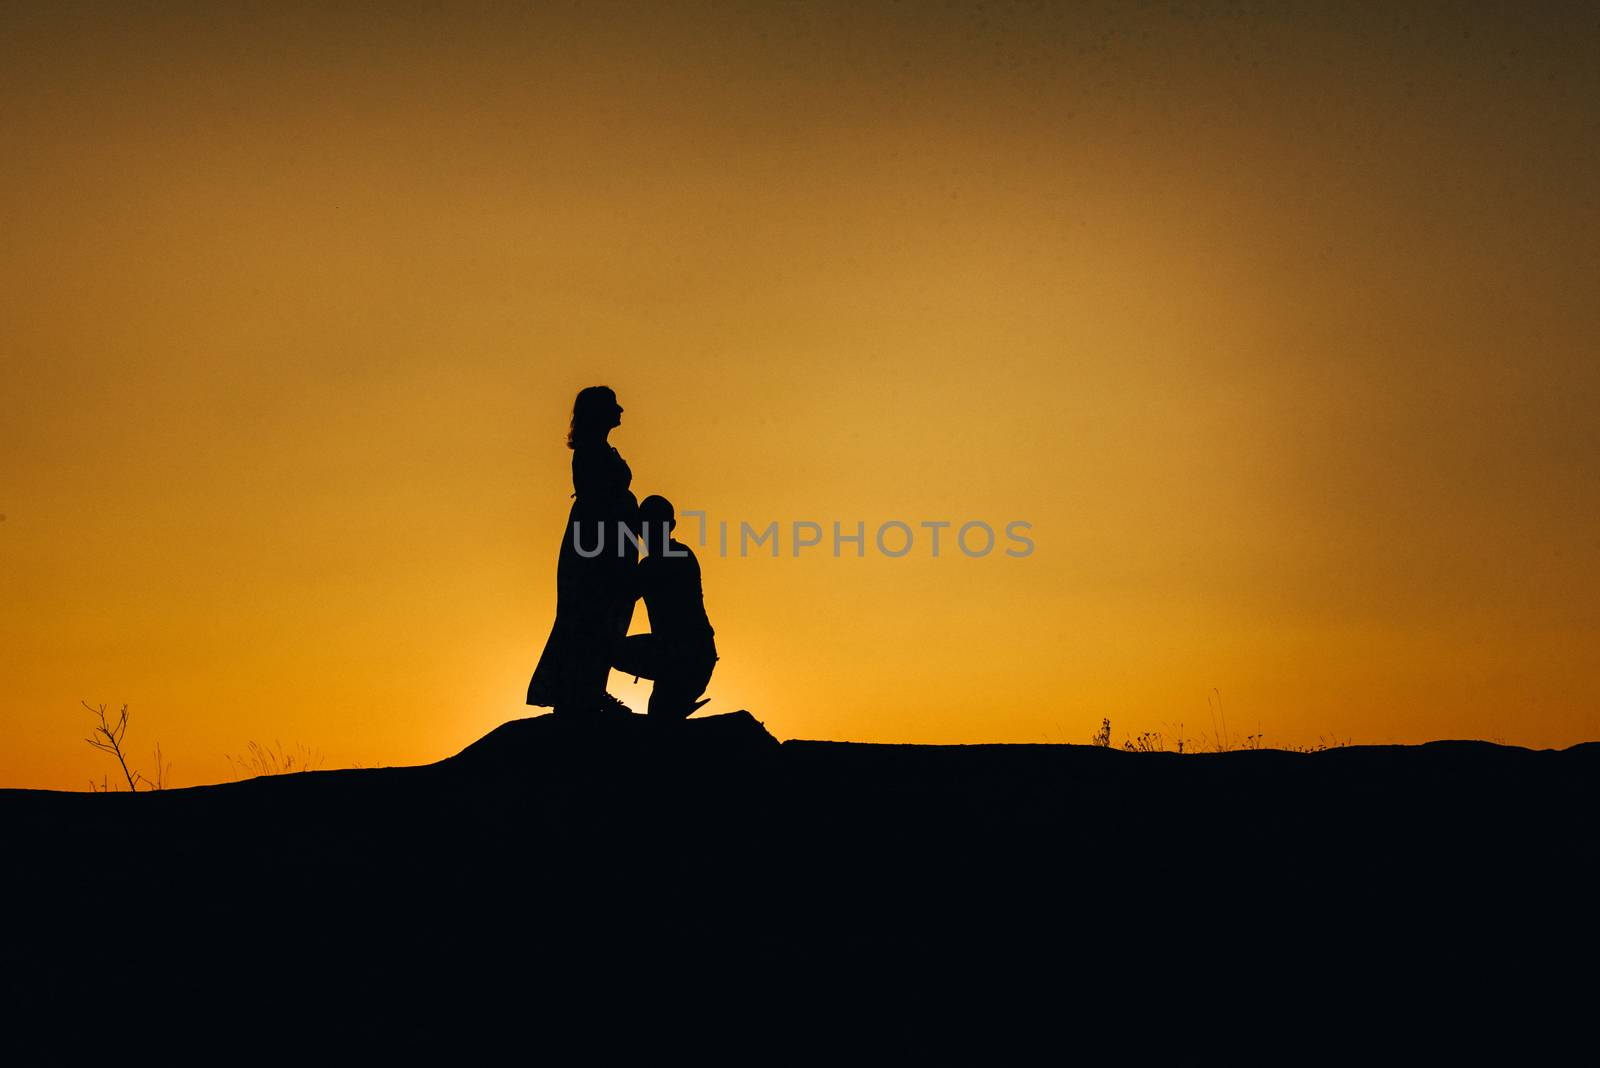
[638,539,715,648]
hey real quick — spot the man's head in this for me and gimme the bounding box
[639,494,676,552]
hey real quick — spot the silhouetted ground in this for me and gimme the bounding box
[5,714,1595,1049]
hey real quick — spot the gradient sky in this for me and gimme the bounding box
[3,1,1597,789]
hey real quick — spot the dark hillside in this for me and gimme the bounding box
[6,714,1595,1043]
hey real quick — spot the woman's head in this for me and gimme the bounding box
[567,386,623,448]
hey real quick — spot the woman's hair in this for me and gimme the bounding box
[567,385,617,449]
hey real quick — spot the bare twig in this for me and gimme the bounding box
[82,701,141,791]
[81,701,169,790]
[150,742,171,790]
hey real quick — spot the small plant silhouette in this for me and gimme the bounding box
[1123,731,1166,753]
[1287,733,1353,753]
[1207,687,1228,752]
[228,740,324,778]
[1091,718,1112,747]
[81,700,168,791]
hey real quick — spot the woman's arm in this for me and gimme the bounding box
[571,444,600,498]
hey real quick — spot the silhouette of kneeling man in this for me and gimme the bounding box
[613,495,718,719]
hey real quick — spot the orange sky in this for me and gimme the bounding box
[3,2,1597,789]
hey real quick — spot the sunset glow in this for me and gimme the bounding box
[3,2,1597,789]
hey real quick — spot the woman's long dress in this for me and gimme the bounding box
[526,442,639,708]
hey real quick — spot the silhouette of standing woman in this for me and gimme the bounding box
[526,385,640,717]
